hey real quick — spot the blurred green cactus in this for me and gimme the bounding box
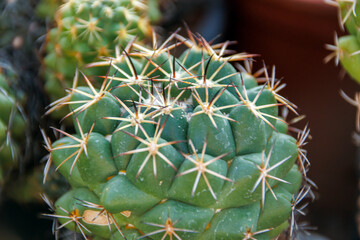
[43,31,312,239]
[326,1,360,238]
[325,0,360,83]
[43,0,160,109]
[36,0,64,20]
[0,63,26,189]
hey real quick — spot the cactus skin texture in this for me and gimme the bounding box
[325,1,360,83]
[43,0,160,106]
[0,64,26,188]
[44,32,311,240]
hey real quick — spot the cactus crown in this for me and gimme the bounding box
[43,30,312,240]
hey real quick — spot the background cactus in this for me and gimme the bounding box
[36,0,65,20]
[43,31,313,239]
[0,0,70,206]
[42,0,161,106]
[326,0,360,238]
[0,62,26,191]
[325,0,360,82]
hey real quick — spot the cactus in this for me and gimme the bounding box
[326,1,360,238]
[36,0,65,20]
[0,62,26,190]
[325,0,360,83]
[43,0,160,107]
[0,0,70,207]
[43,32,312,239]
[0,0,32,48]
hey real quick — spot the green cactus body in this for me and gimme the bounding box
[36,0,63,20]
[45,33,310,239]
[327,1,360,84]
[43,0,159,107]
[0,66,26,187]
[338,35,360,82]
